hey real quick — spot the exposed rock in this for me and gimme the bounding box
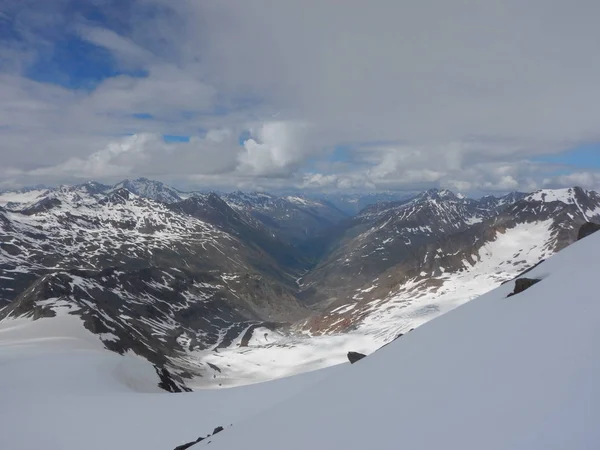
[507,278,541,297]
[578,222,600,240]
[174,436,204,450]
[347,351,367,364]
[155,367,191,393]
[20,197,62,215]
[172,426,224,450]
[207,362,221,373]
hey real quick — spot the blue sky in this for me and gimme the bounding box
[25,35,148,89]
[163,135,190,143]
[1,0,600,193]
[534,144,600,169]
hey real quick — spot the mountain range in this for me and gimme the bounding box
[1,178,599,389]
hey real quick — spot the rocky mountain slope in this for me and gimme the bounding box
[1,180,599,389]
[110,178,185,204]
[0,184,309,387]
[298,187,600,337]
[222,191,348,246]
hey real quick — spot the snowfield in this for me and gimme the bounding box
[1,228,600,449]
[0,189,50,208]
[0,313,333,450]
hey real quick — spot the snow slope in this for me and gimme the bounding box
[0,189,49,208]
[199,231,600,450]
[0,313,333,450]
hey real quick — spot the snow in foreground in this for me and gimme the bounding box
[0,314,333,450]
[1,232,600,449]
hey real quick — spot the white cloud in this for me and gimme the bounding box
[237,121,313,177]
[3,130,244,186]
[15,134,155,180]
[543,172,600,190]
[2,0,600,192]
[77,26,154,67]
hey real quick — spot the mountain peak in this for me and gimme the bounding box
[417,188,460,201]
[524,187,588,204]
[111,178,182,204]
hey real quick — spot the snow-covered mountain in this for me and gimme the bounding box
[1,215,599,450]
[1,178,350,248]
[479,191,528,213]
[1,182,599,391]
[298,187,600,336]
[110,177,186,203]
[0,184,311,387]
[0,187,54,210]
[298,188,523,303]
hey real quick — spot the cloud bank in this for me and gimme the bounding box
[1,0,600,193]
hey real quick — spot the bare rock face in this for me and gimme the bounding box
[507,278,541,297]
[578,222,600,241]
[347,351,367,364]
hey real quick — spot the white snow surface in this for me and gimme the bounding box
[526,187,585,204]
[0,189,49,207]
[0,314,332,450]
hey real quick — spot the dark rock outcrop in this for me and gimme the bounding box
[21,197,62,215]
[578,222,600,241]
[507,278,541,297]
[172,426,225,450]
[174,437,204,450]
[347,351,367,364]
[156,367,191,393]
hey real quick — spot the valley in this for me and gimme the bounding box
[1,179,599,389]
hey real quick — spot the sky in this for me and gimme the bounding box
[1,0,600,194]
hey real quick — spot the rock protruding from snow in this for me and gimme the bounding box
[172,426,225,450]
[507,278,541,297]
[578,222,600,241]
[174,438,204,450]
[347,351,367,364]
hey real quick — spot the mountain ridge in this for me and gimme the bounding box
[1,179,599,388]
